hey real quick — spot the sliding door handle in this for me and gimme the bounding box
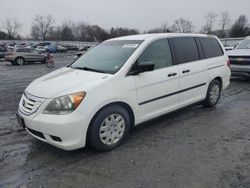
[182,69,190,74]
[168,73,177,77]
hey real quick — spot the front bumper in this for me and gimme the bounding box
[230,65,250,77]
[17,109,89,150]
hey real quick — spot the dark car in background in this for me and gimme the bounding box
[0,47,5,59]
[62,45,78,51]
[228,37,250,77]
[5,48,46,65]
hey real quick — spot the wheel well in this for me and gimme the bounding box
[91,102,135,126]
[15,56,25,61]
[86,102,135,144]
[213,77,222,88]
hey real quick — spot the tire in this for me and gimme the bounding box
[41,57,46,64]
[15,57,25,66]
[203,79,221,108]
[11,61,17,65]
[88,105,131,151]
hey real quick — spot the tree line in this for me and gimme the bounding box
[0,12,250,42]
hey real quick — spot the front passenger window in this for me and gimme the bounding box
[138,39,172,70]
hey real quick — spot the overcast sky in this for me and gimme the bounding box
[0,0,250,36]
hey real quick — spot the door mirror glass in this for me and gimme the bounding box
[138,61,154,73]
[129,61,154,75]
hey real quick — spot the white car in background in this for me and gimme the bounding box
[17,33,231,151]
[227,37,250,77]
[36,46,47,53]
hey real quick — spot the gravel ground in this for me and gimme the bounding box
[0,53,250,188]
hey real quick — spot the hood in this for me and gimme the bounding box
[26,67,109,98]
[227,49,250,56]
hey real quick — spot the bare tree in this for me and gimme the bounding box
[60,21,75,41]
[160,21,170,32]
[31,15,55,40]
[230,15,250,37]
[148,21,170,33]
[3,18,22,39]
[218,12,231,38]
[172,18,193,33]
[202,13,218,34]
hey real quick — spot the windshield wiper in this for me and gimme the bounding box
[72,66,107,73]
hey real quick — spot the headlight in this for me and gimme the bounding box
[43,91,86,115]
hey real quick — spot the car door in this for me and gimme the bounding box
[32,49,44,61]
[170,37,208,106]
[133,38,180,122]
[22,48,33,61]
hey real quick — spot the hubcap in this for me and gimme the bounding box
[17,58,24,65]
[99,114,126,145]
[209,84,220,104]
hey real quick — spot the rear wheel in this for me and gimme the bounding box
[203,79,221,107]
[88,105,130,151]
[15,57,24,65]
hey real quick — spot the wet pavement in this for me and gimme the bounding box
[0,53,250,188]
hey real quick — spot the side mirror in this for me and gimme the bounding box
[138,61,155,73]
[129,61,154,75]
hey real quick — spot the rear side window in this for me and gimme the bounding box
[200,37,224,58]
[172,37,199,64]
[16,48,31,53]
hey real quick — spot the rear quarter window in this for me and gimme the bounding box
[200,37,224,58]
[171,37,200,64]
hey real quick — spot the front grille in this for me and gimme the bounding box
[229,56,250,65]
[19,92,46,116]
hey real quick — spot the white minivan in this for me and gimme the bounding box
[17,33,231,151]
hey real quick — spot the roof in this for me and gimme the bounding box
[107,33,210,41]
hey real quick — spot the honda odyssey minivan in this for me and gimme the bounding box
[17,33,231,151]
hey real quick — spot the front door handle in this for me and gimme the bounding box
[168,72,177,77]
[182,69,190,74]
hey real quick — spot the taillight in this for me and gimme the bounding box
[227,59,230,67]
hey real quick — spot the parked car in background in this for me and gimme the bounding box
[56,45,67,53]
[0,43,7,52]
[0,47,5,59]
[62,45,78,51]
[5,48,46,65]
[76,45,93,58]
[36,46,46,53]
[227,37,250,77]
[44,45,68,53]
[34,42,51,48]
[17,33,231,151]
[225,46,234,51]
[44,45,57,53]
[79,45,91,52]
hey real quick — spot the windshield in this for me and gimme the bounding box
[236,39,250,49]
[71,40,143,74]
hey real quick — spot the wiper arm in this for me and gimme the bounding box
[72,66,107,73]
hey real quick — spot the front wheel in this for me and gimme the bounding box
[88,105,131,151]
[203,79,221,108]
